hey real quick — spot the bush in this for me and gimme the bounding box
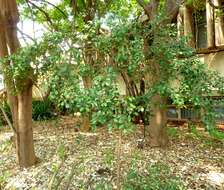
[32,99,56,121]
[0,103,12,127]
[0,99,55,125]
[209,129,224,141]
[123,163,186,190]
[167,127,179,139]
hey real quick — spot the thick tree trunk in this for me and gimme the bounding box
[121,72,138,97]
[82,114,91,132]
[137,0,159,20]
[81,39,96,132]
[138,0,176,147]
[16,86,36,167]
[146,95,168,147]
[0,0,36,167]
[206,0,216,48]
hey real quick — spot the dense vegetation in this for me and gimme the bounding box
[0,0,224,189]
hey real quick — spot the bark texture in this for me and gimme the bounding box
[82,76,92,132]
[82,43,94,132]
[146,95,168,147]
[17,85,36,167]
[0,0,36,167]
[139,0,165,147]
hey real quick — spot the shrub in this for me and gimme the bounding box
[209,129,224,141]
[0,99,55,125]
[0,103,12,127]
[32,99,56,121]
[167,127,179,139]
[123,163,186,190]
[0,170,11,189]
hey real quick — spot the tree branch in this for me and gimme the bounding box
[164,0,184,22]
[136,0,152,18]
[17,27,35,42]
[33,0,68,18]
[208,0,224,9]
[26,0,58,30]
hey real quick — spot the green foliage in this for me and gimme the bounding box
[32,99,55,121]
[123,162,186,190]
[57,143,67,161]
[48,64,137,131]
[103,148,115,167]
[40,14,224,131]
[167,127,179,139]
[93,182,113,190]
[0,169,11,189]
[0,103,12,126]
[190,125,201,138]
[186,126,224,147]
[10,0,224,132]
[0,139,12,152]
[209,129,224,141]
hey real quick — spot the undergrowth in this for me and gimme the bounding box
[32,99,56,121]
[122,162,186,190]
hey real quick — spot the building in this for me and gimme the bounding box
[0,74,4,90]
[167,1,224,124]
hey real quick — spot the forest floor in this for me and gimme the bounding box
[0,116,224,190]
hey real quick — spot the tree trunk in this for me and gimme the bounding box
[16,86,36,167]
[81,35,98,132]
[206,0,216,48]
[146,95,168,147]
[82,114,91,132]
[0,0,36,167]
[82,69,92,132]
[137,0,180,147]
[121,72,138,97]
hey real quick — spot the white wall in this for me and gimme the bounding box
[200,51,224,75]
[0,74,4,90]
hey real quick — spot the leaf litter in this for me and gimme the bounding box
[0,116,223,190]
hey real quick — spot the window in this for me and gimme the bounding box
[167,108,179,119]
[194,10,207,48]
[212,96,224,123]
[180,108,201,120]
[214,107,224,122]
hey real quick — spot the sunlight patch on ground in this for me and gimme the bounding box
[0,132,13,142]
[207,171,224,187]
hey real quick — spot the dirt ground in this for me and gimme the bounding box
[0,116,224,190]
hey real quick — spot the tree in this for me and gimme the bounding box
[4,0,223,163]
[0,0,36,167]
[136,0,182,146]
[25,0,224,147]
